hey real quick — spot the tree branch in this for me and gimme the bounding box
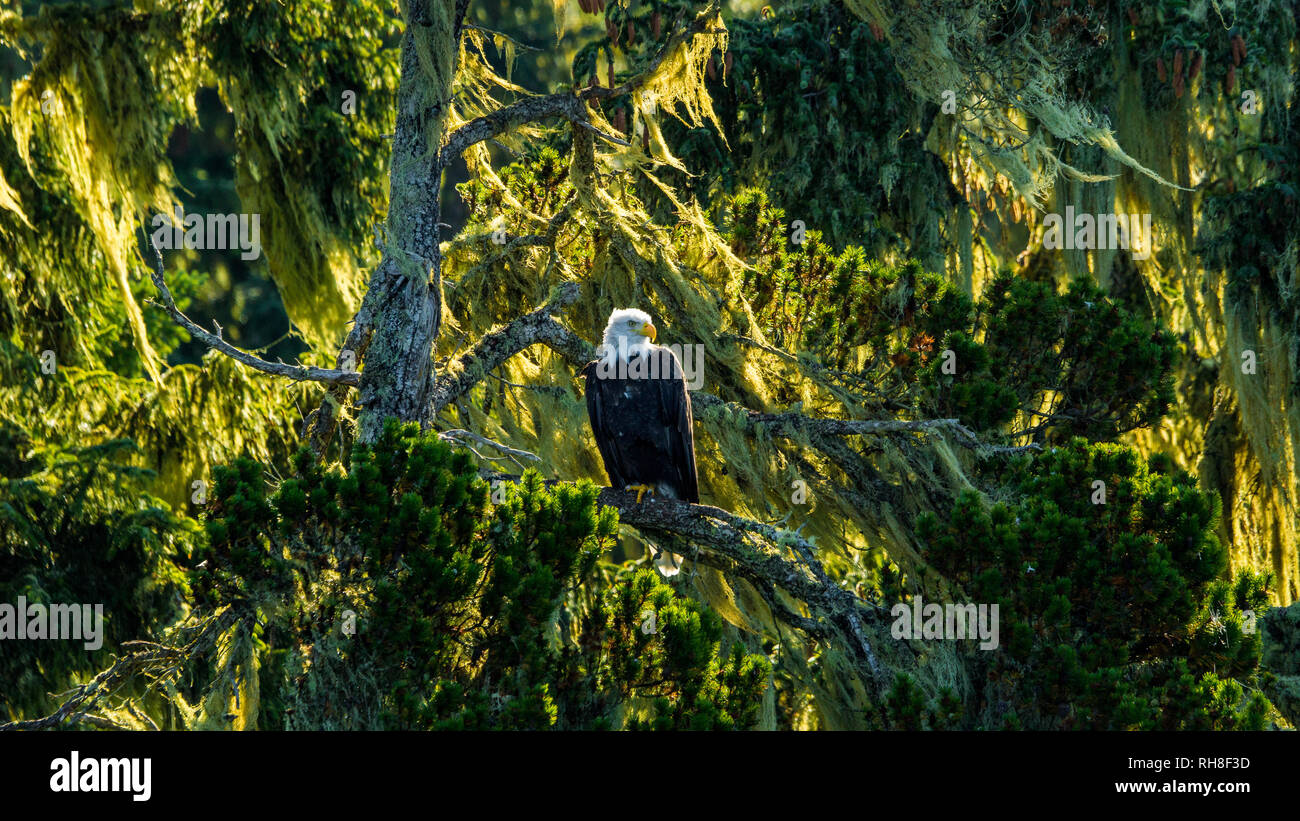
[580,7,725,103]
[426,281,581,417]
[612,492,891,689]
[440,93,584,167]
[690,395,1041,454]
[438,5,724,168]
[144,238,360,387]
[483,475,899,695]
[431,311,1038,457]
[438,428,539,467]
[0,607,237,731]
[439,91,629,169]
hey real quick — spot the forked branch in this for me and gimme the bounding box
[144,238,360,388]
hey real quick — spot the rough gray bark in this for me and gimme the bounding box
[426,282,580,416]
[353,0,462,443]
[600,489,894,692]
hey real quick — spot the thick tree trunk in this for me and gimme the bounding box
[354,0,462,443]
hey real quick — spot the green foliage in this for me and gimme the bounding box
[917,438,1275,729]
[605,0,951,257]
[925,271,1178,439]
[726,192,1176,440]
[0,3,337,511]
[1261,602,1300,676]
[3,0,1295,734]
[0,427,192,720]
[197,419,769,729]
[885,674,962,731]
[456,144,574,251]
[592,570,771,730]
[1120,0,1290,106]
[729,189,968,362]
[1260,602,1300,725]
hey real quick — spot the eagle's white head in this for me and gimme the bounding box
[601,308,657,363]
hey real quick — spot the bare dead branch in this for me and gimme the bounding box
[574,118,631,147]
[144,239,360,388]
[689,394,1041,454]
[0,607,237,731]
[438,428,540,466]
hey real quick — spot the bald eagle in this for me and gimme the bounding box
[582,309,699,505]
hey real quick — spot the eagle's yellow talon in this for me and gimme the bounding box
[627,484,653,503]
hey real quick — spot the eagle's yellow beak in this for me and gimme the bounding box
[637,322,657,342]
